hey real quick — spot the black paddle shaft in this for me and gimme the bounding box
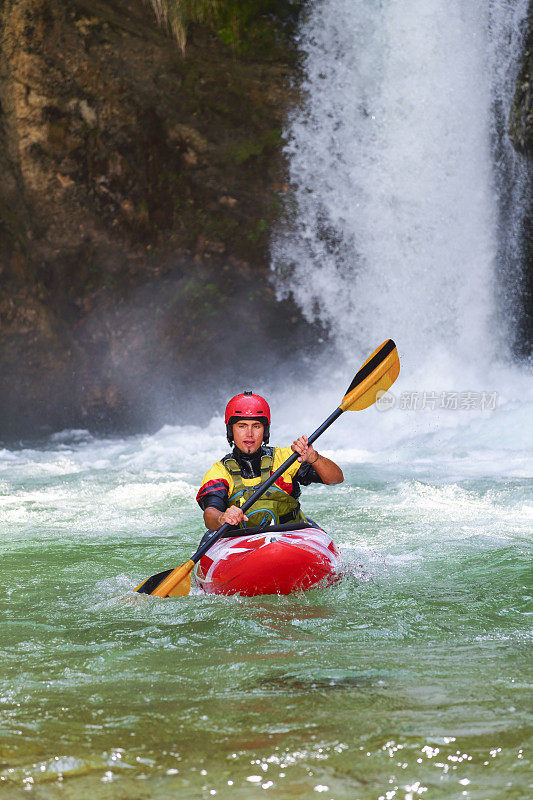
[191,406,344,564]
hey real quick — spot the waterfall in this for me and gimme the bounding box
[271,0,530,377]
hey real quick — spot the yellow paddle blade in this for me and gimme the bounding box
[167,567,193,597]
[340,339,400,411]
[151,560,194,598]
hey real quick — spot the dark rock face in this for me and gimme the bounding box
[0,0,310,438]
[508,1,533,356]
[510,2,533,155]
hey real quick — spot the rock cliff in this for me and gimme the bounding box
[0,0,308,437]
[509,0,533,353]
[510,1,533,155]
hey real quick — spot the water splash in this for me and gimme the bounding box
[272,0,530,373]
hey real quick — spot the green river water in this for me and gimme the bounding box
[1,412,531,800]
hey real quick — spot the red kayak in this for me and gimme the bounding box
[195,523,340,596]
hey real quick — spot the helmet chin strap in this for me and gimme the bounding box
[237,444,262,455]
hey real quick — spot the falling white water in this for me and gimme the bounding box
[271,0,530,377]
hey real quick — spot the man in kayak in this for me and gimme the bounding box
[197,391,344,530]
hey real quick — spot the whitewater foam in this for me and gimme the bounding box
[272,0,530,381]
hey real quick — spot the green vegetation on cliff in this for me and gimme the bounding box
[149,0,304,54]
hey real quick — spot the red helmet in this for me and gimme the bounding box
[225,391,271,445]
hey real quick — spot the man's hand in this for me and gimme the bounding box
[217,506,249,528]
[291,435,344,485]
[291,435,318,464]
[203,505,248,531]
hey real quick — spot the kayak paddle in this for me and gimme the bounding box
[135,338,400,597]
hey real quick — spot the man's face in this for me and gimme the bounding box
[232,420,264,454]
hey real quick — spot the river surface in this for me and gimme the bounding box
[1,387,531,800]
